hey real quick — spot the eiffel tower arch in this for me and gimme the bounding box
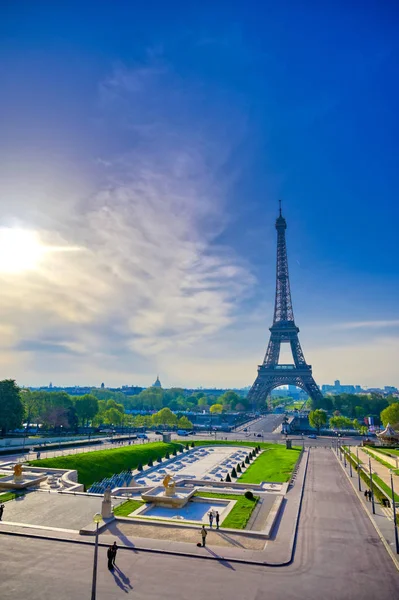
[247,203,323,409]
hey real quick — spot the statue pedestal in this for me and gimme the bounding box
[165,485,176,497]
[13,475,23,484]
[101,500,112,519]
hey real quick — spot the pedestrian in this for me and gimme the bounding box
[364,490,368,500]
[208,511,213,528]
[201,525,207,547]
[107,545,114,570]
[0,504,4,521]
[111,541,118,565]
[215,511,220,530]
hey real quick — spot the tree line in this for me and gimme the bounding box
[0,380,203,434]
[308,400,399,434]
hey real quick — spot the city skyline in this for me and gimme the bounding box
[1,3,399,388]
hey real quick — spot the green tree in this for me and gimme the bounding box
[380,403,399,428]
[219,390,241,410]
[103,407,123,426]
[210,403,223,414]
[20,389,39,431]
[177,416,193,430]
[136,388,164,410]
[308,409,327,433]
[151,407,178,427]
[106,399,124,413]
[74,394,99,426]
[329,416,354,430]
[0,379,23,434]
[33,391,73,430]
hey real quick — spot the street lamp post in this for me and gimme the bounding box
[389,470,399,554]
[348,452,353,477]
[91,512,102,600]
[368,457,375,515]
[356,447,362,491]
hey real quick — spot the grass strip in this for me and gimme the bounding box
[342,448,398,504]
[0,490,26,503]
[27,442,183,489]
[195,491,259,529]
[113,499,144,517]
[372,474,399,503]
[362,448,399,476]
[377,448,399,458]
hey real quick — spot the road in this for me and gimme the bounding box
[1,448,397,599]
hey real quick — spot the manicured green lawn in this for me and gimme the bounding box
[193,440,301,483]
[27,442,182,489]
[195,491,259,529]
[0,490,25,503]
[362,448,399,476]
[378,448,399,457]
[237,446,301,484]
[113,499,144,517]
[372,474,399,503]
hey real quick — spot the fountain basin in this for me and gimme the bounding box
[0,472,47,490]
[133,497,233,523]
[141,485,195,508]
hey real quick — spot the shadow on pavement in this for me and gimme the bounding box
[105,523,138,553]
[205,547,235,570]
[268,498,286,541]
[111,565,133,593]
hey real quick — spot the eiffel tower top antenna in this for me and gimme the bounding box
[279,199,282,217]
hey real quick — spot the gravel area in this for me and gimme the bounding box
[101,520,265,549]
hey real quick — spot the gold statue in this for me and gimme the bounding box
[13,464,23,477]
[163,474,174,489]
[162,473,176,497]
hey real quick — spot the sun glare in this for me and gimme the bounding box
[0,228,46,273]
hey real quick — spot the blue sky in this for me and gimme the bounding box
[0,1,398,388]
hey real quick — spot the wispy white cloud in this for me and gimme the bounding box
[0,60,255,385]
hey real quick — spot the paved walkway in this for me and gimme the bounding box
[247,494,277,531]
[335,448,399,564]
[357,447,399,496]
[0,491,104,529]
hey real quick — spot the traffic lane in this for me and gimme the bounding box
[285,448,399,598]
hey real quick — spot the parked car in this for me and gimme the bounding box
[155,431,163,435]
[307,434,317,439]
[137,433,148,439]
[256,433,262,437]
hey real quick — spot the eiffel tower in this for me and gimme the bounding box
[247,203,323,408]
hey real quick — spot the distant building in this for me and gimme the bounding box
[100,382,105,389]
[152,376,162,389]
[384,386,398,394]
[322,380,362,395]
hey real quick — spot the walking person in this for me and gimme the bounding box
[107,545,114,570]
[0,503,4,521]
[364,490,368,501]
[215,511,220,530]
[111,541,118,566]
[201,525,207,547]
[208,511,213,528]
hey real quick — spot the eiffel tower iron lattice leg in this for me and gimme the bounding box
[247,203,323,408]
